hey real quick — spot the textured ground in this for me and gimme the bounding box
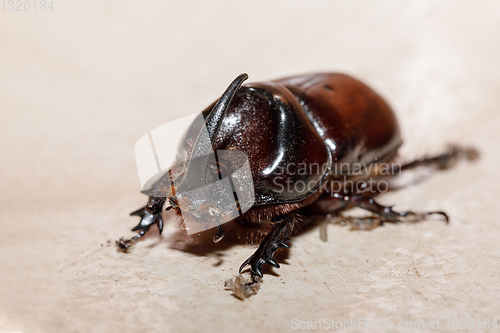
[1,1,499,332]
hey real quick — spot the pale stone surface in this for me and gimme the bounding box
[1,1,499,332]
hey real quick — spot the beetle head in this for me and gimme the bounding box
[165,147,254,236]
[151,74,255,237]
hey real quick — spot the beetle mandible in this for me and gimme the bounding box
[118,73,477,281]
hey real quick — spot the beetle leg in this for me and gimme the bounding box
[339,194,448,224]
[336,145,478,226]
[330,215,384,231]
[331,212,447,231]
[213,224,224,243]
[398,145,479,172]
[116,230,147,252]
[239,215,295,280]
[116,196,166,252]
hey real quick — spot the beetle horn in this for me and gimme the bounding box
[177,73,248,189]
[206,73,248,138]
[143,74,248,198]
[197,73,248,150]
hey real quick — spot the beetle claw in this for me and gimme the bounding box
[428,211,449,223]
[117,197,166,252]
[277,240,290,249]
[239,216,294,280]
[398,211,450,224]
[131,210,164,235]
[266,257,280,268]
[213,224,224,243]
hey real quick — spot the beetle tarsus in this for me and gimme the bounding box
[331,215,384,230]
[335,195,451,229]
[116,230,147,252]
[398,211,449,224]
[239,216,295,280]
[343,195,407,222]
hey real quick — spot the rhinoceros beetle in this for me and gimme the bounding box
[118,72,477,281]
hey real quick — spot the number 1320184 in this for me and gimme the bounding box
[2,0,54,11]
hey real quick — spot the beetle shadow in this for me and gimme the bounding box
[155,214,321,271]
[165,220,251,255]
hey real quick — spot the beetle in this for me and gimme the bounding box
[118,72,477,281]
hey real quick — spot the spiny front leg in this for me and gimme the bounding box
[239,215,295,280]
[116,196,166,252]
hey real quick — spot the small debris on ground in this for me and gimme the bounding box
[224,274,262,300]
